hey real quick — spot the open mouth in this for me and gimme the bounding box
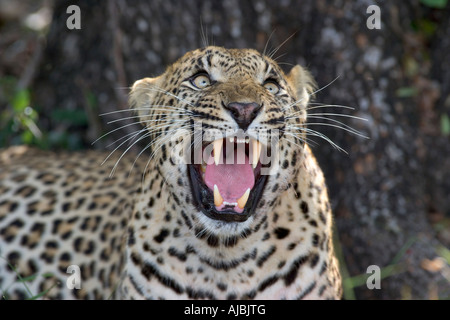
[188,136,269,222]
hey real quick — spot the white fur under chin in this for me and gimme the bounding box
[196,210,255,237]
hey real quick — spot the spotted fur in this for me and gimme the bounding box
[0,47,342,300]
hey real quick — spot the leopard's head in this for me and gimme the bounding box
[129,46,315,236]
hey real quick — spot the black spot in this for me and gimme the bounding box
[284,254,310,286]
[45,240,59,249]
[274,227,290,239]
[61,230,72,240]
[62,202,71,213]
[241,290,256,300]
[319,210,326,224]
[217,282,227,291]
[186,287,216,299]
[256,246,276,267]
[167,247,187,262]
[74,237,83,252]
[141,262,184,294]
[300,201,309,214]
[258,275,279,292]
[181,210,192,229]
[60,252,71,262]
[312,233,319,247]
[271,183,279,192]
[296,281,317,299]
[272,213,279,223]
[11,218,25,228]
[7,251,20,267]
[153,228,170,244]
[290,150,298,167]
[282,159,289,169]
[40,252,54,264]
[309,220,318,227]
[52,219,61,234]
[310,253,320,268]
[41,209,54,216]
[127,227,136,246]
[227,293,237,300]
[84,241,95,255]
[318,285,327,297]
[195,228,206,239]
[206,235,219,247]
[223,236,238,247]
[130,252,142,266]
[15,186,36,197]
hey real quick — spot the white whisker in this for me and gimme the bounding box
[106,113,194,124]
[304,121,368,140]
[286,125,347,153]
[105,128,147,148]
[307,112,367,122]
[91,121,143,145]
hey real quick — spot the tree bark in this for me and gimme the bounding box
[32,0,450,299]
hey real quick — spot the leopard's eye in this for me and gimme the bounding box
[190,73,211,89]
[263,80,280,95]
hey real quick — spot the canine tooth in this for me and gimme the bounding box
[214,185,224,207]
[213,139,223,165]
[237,188,250,209]
[251,139,262,169]
[245,137,249,144]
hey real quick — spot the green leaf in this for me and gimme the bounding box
[12,89,30,112]
[17,273,39,283]
[21,130,34,145]
[26,282,58,300]
[440,114,450,136]
[437,245,450,264]
[420,0,448,8]
[396,87,418,98]
[41,272,55,278]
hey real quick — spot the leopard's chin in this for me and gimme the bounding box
[187,136,270,223]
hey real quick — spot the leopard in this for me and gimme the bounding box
[0,46,342,300]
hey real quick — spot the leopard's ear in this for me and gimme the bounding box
[286,65,316,106]
[129,75,165,123]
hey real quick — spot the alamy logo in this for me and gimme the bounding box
[66,265,81,289]
[66,5,81,30]
[366,5,381,30]
[366,265,381,289]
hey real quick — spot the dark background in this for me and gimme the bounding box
[0,0,449,299]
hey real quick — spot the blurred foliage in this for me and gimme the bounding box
[420,0,448,9]
[0,75,87,150]
[441,114,450,136]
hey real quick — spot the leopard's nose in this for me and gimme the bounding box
[224,102,262,131]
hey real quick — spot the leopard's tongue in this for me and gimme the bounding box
[204,152,255,211]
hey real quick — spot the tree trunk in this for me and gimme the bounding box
[32,0,450,299]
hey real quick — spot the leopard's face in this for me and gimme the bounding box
[130,46,315,236]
